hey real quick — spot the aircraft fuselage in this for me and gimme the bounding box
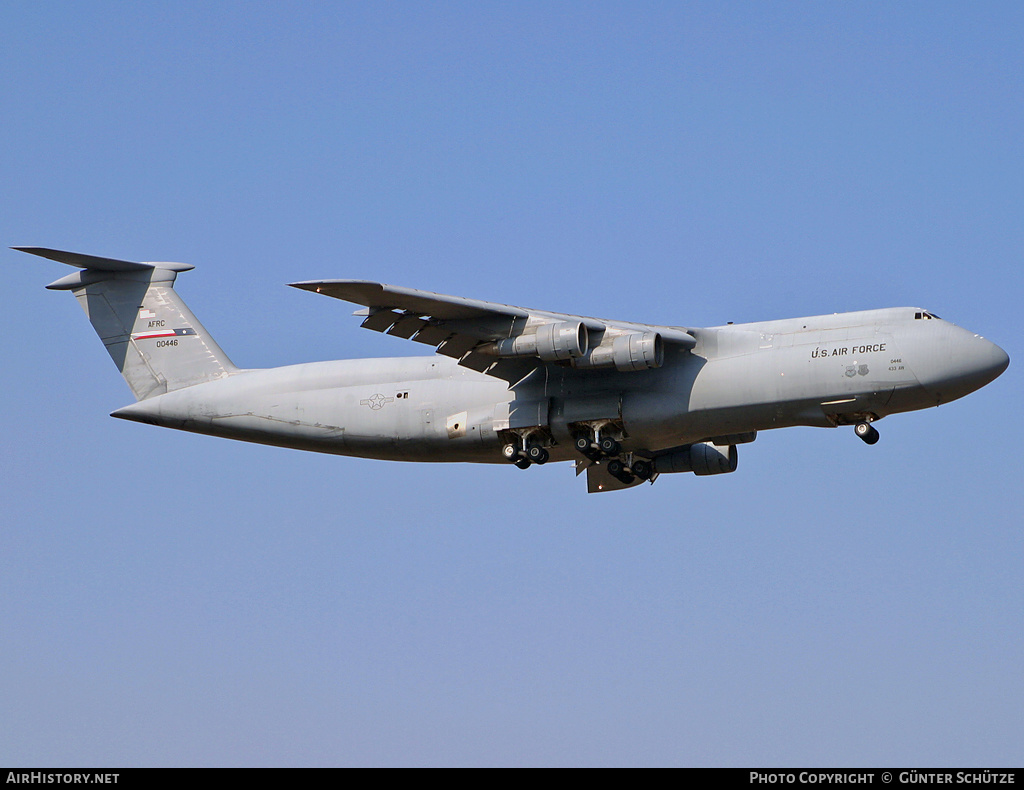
[111,306,1007,464]
[19,245,1007,491]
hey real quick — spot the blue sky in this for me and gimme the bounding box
[2,2,1021,767]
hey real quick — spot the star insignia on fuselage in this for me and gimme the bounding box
[360,392,394,410]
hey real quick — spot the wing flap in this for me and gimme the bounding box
[410,325,453,346]
[478,358,537,386]
[436,334,480,359]
[458,350,496,373]
[386,315,428,339]
[360,309,402,333]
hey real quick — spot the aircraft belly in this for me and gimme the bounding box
[111,357,512,462]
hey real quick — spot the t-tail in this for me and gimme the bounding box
[15,247,237,400]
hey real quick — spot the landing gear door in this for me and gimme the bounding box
[587,462,644,493]
[549,394,622,443]
[509,398,550,431]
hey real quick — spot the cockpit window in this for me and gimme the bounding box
[914,311,941,320]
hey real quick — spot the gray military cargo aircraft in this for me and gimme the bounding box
[19,246,1009,493]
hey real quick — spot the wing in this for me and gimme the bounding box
[289,279,695,383]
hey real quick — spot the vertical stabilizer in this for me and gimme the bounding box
[16,247,238,400]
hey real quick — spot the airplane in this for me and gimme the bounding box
[17,246,1009,493]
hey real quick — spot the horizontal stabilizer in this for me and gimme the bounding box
[12,246,195,273]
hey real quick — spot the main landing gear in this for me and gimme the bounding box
[854,421,880,445]
[605,457,654,484]
[573,426,626,463]
[502,434,550,469]
[576,427,654,485]
[574,429,620,461]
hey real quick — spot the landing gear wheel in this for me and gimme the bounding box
[526,445,549,464]
[855,421,879,445]
[606,458,635,484]
[631,459,653,481]
[575,435,592,454]
[514,457,531,469]
[598,436,620,456]
[501,443,519,461]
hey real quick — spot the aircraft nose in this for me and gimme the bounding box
[950,332,1009,398]
[914,328,1009,405]
[974,336,1010,384]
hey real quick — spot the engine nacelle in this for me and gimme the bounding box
[612,332,664,371]
[487,321,588,361]
[654,442,738,476]
[573,331,664,371]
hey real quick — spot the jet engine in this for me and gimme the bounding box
[654,442,738,476]
[573,331,664,371]
[486,321,588,361]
